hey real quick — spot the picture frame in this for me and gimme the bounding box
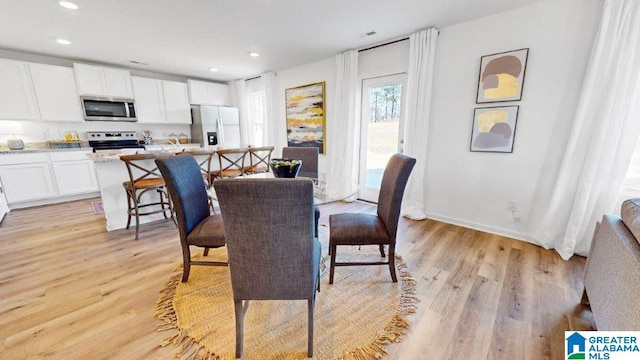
[476,48,529,104]
[285,81,326,154]
[470,105,519,153]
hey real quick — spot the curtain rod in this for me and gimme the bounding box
[244,75,261,81]
[358,38,409,53]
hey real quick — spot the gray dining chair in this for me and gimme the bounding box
[282,146,321,237]
[282,146,319,179]
[214,178,321,358]
[156,155,227,282]
[328,153,416,283]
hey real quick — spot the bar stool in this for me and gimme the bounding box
[246,146,275,174]
[212,148,249,179]
[120,153,174,240]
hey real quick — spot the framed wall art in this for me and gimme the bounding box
[285,81,326,154]
[476,48,528,103]
[470,105,519,153]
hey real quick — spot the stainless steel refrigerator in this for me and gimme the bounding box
[191,105,241,147]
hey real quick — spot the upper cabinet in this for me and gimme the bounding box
[0,58,39,120]
[188,79,231,106]
[74,63,134,98]
[29,63,83,122]
[132,77,191,124]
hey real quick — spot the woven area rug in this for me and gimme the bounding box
[155,246,418,360]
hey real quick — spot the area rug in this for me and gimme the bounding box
[155,246,418,359]
[91,201,104,214]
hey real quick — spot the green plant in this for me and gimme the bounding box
[270,159,300,168]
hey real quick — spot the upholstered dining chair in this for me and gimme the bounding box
[156,155,227,282]
[177,149,217,213]
[282,146,319,179]
[214,178,321,358]
[282,146,321,237]
[328,153,416,284]
[120,153,174,240]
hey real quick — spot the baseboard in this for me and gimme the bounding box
[9,192,100,210]
[422,212,537,246]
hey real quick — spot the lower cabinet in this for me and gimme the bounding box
[50,152,98,195]
[0,150,98,208]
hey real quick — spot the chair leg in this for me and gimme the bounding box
[125,190,133,230]
[329,242,337,284]
[133,192,141,240]
[379,244,386,257]
[203,247,210,257]
[181,246,191,282]
[235,300,248,358]
[388,244,397,283]
[307,298,314,357]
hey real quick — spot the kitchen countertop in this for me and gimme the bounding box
[0,147,93,154]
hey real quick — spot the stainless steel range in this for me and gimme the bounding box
[87,131,144,152]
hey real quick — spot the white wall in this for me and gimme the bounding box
[273,57,336,170]
[426,0,602,241]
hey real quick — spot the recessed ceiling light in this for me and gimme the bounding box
[59,1,79,10]
[249,52,260,57]
[56,38,71,45]
[209,68,219,72]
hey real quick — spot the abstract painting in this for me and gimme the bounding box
[285,81,326,154]
[476,48,528,103]
[470,106,519,153]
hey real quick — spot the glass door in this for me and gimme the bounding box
[358,73,407,202]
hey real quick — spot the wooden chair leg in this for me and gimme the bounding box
[203,247,210,257]
[181,246,191,282]
[307,298,314,357]
[235,300,249,358]
[388,244,397,283]
[133,192,141,240]
[379,244,386,257]
[329,243,337,284]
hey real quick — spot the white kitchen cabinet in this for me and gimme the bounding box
[74,63,134,98]
[133,77,191,124]
[188,79,230,105]
[132,76,166,123]
[29,63,83,122]
[50,151,98,195]
[163,80,191,124]
[0,58,39,120]
[0,153,56,203]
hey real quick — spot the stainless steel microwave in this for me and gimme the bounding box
[81,96,137,122]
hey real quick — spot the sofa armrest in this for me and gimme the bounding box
[583,214,640,330]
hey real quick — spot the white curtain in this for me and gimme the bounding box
[261,72,280,149]
[401,28,439,219]
[230,79,251,145]
[327,50,359,199]
[532,0,640,260]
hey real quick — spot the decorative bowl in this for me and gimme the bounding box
[270,159,302,178]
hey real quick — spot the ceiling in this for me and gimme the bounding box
[0,0,544,82]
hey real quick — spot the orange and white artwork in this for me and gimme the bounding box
[470,106,519,153]
[476,48,528,103]
[285,81,325,154]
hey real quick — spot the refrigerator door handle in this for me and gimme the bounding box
[217,118,224,145]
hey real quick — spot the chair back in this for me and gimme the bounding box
[156,155,210,238]
[178,149,216,187]
[215,148,249,178]
[247,146,275,173]
[377,153,416,242]
[282,147,319,178]
[120,153,163,185]
[214,178,316,300]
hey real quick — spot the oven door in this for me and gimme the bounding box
[82,97,137,122]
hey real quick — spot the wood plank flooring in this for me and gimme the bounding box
[0,198,594,359]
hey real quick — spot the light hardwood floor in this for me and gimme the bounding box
[0,198,594,359]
